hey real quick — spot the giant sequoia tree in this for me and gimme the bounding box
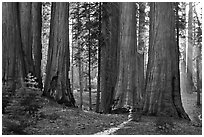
[3,2,42,89]
[19,2,43,88]
[2,3,21,89]
[43,2,75,106]
[100,2,120,113]
[143,3,189,120]
[113,2,139,110]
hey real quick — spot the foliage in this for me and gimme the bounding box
[70,2,100,73]
[3,73,44,134]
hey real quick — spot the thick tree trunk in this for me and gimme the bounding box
[19,3,35,76]
[18,2,42,88]
[114,3,138,110]
[2,3,21,89]
[100,3,120,113]
[143,3,190,120]
[44,2,75,107]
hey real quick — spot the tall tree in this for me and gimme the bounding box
[43,2,75,106]
[143,3,190,120]
[76,2,84,109]
[18,2,42,88]
[88,3,92,110]
[137,2,146,107]
[186,2,195,93]
[100,2,120,113]
[96,2,102,113]
[31,3,43,89]
[19,3,34,76]
[2,3,22,89]
[113,2,138,110]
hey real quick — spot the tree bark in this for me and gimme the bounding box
[19,3,34,76]
[100,2,120,113]
[186,2,195,94]
[143,3,190,120]
[18,2,42,88]
[31,3,43,89]
[2,3,21,90]
[88,3,92,110]
[96,2,102,113]
[44,2,75,107]
[113,2,138,110]
[196,46,201,106]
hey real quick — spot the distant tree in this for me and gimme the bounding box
[137,2,146,107]
[143,3,190,120]
[31,3,43,89]
[186,2,195,93]
[43,2,75,106]
[96,2,102,113]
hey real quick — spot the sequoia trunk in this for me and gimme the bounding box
[100,3,120,113]
[44,3,75,106]
[143,3,190,120]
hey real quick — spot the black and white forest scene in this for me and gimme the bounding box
[2,2,202,135]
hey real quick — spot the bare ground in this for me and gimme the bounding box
[2,88,202,135]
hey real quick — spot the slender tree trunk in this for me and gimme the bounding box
[76,2,83,109]
[31,3,43,89]
[96,2,102,113]
[143,3,190,120]
[71,19,74,91]
[186,2,195,94]
[44,2,75,106]
[88,3,92,110]
[137,2,146,107]
[196,47,201,106]
[100,2,120,113]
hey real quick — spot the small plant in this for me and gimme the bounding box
[4,73,43,134]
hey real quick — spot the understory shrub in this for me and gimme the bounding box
[3,73,44,134]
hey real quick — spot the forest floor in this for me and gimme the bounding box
[2,90,202,135]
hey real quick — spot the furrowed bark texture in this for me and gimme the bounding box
[100,2,120,113]
[2,3,20,89]
[18,2,42,88]
[114,3,138,109]
[143,3,190,120]
[44,2,75,106]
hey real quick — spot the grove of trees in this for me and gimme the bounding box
[2,2,202,122]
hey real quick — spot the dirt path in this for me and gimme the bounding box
[180,61,202,124]
[94,119,131,135]
[93,62,202,135]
